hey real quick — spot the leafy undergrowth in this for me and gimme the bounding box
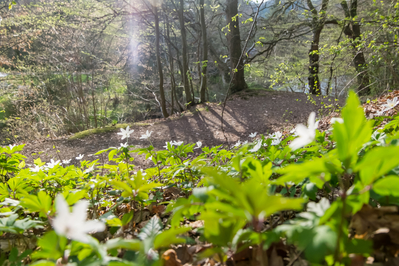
[2,91,399,266]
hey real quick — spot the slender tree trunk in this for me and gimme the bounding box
[91,72,98,128]
[153,4,169,118]
[341,0,370,95]
[306,0,330,95]
[166,16,184,113]
[200,0,208,102]
[166,16,184,112]
[225,0,247,93]
[179,0,194,106]
[308,27,322,94]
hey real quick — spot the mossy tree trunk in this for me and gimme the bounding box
[225,0,247,94]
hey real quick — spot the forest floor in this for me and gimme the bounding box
[19,90,344,166]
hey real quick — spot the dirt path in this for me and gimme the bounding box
[20,91,341,167]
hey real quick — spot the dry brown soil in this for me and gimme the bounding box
[20,90,341,167]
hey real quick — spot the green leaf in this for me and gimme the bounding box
[153,227,191,249]
[138,216,162,241]
[108,261,138,266]
[355,146,399,185]
[20,191,52,217]
[121,211,134,226]
[303,225,337,263]
[0,214,43,234]
[30,261,56,266]
[276,156,339,187]
[105,238,141,251]
[373,176,399,197]
[63,190,86,205]
[333,91,372,168]
[32,231,66,260]
[106,217,123,227]
[108,149,119,161]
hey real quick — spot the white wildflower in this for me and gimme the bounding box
[249,140,262,152]
[172,140,183,146]
[140,130,153,140]
[84,164,95,174]
[164,141,183,149]
[62,159,71,165]
[194,141,202,149]
[163,142,171,149]
[371,130,386,144]
[249,132,257,138]
[30,165,43,173]
[120,142,128,148]
[117,126,134,140]
[330,117,344,124]
[271,138,281,146]
[76,154,84,160]
[269,131,282,146]
[52,195,105,243]
[290,128,298,137]
[375,110,385,117]
[270,131,283,139]
[232,140,241,148]
[46,159,61,169]
[8,144,16,150]
[289,112,318,151]
[382,97,399,112]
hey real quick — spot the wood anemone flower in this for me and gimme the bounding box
[52,195,105,243]
[289,112,319,151]
[117,126,134,140]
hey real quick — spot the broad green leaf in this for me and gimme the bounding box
[373,176,399,197]
[30,261,56,266]
[105,238,141,251]
[153,227,191,249]
[20,191,52,217]
[276,153,342,188]
[355,146,399,185]
[245,159,272,186]
[0,214,42,234]
[138,216,162,241]
[32,231,66,260]
[303,225,337,263]
[121,211,134,226]
[333,91,372,168]
[63,190,87,205]
[0,183,10,201]
[106,217,123,227]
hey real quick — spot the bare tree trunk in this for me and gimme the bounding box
[200,0,208,102]
[179,0,194,106]
[308,27,322,94]
[341,0,370,95]
[91,72,98,128]
[307,0,329,95]
[166,16,184,112]
[153,4,169,118]
[225,0,247,93]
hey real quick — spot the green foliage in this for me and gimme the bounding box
[1,91,399,265]
[0,213,43,234]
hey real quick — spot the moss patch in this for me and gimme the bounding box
[68,107,209,140]
[69,127,119,140]
[69,122,151,140]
